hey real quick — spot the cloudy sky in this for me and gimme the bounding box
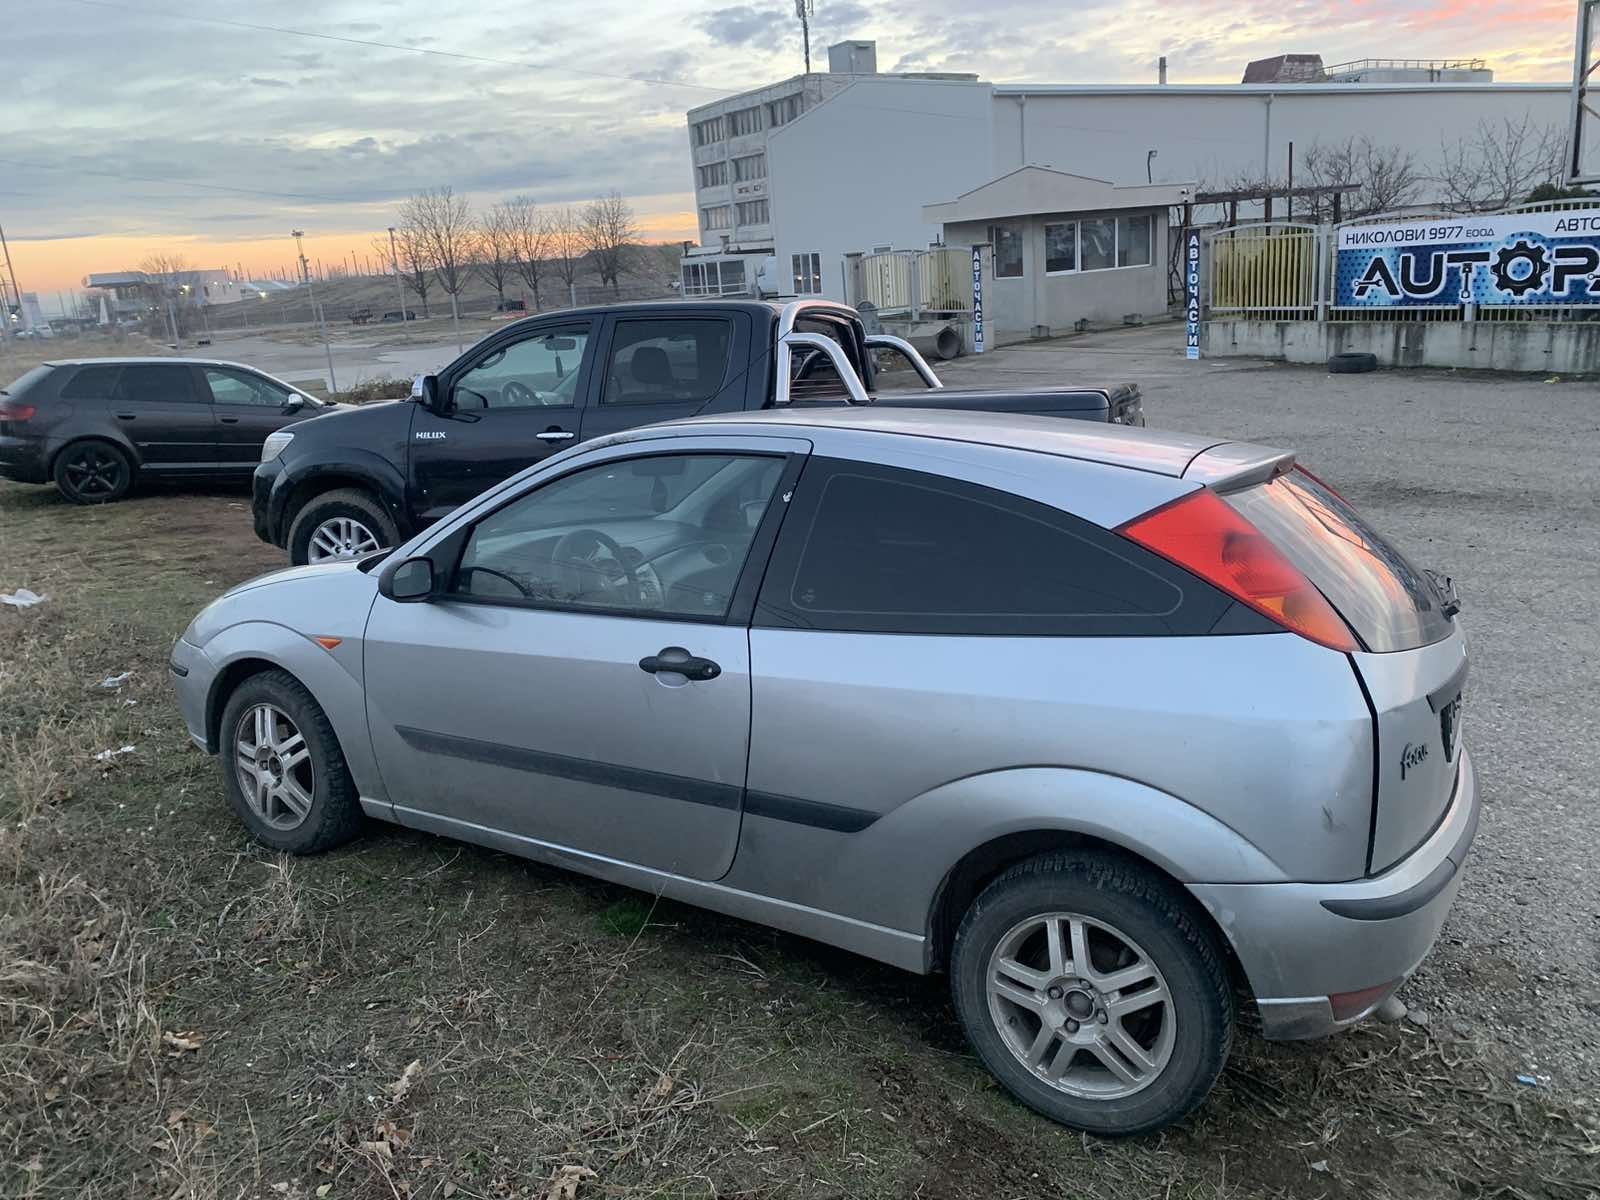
[4,0,1576,297]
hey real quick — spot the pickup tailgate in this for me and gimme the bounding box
[1219,467,1465,875]
[873,383,1142,424]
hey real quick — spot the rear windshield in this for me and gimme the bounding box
[1224,469,1454,653]
[1,365,54,395]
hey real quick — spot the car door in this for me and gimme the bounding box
[109,363,217,468]
[362,437,808,881]
[201,366,311,468]
[410,320,596,521]
[578,313,746,441]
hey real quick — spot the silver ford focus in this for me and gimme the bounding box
[170,408,1475,1135]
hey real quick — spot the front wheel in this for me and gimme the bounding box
[950,851,1233,1135]
[286,487,398,565]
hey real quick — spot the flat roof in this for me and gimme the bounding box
[991,81,1563,96]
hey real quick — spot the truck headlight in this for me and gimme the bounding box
[261,431,295,462]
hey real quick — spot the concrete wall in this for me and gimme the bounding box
[767,77,995,300]
[1204,318,1600,374]
[943,208,1168,337]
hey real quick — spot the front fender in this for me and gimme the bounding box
[270,446,411,541]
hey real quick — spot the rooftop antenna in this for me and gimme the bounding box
[796,0,814,73]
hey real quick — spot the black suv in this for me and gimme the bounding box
[0,358,337,504]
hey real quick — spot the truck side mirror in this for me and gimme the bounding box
[415,374,444,412]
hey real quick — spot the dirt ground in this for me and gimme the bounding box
[2,346,1599,1198]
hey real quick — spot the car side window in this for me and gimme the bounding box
[114,364,199,404]
[601,318,732,406]
[205,368,292,407]
[754,458,1231,637]
[450,452,786,620]
[59,365,122,400]
[452,325,590,411]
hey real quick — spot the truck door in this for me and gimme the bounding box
[578,313,747,441]
[410,320,596,520]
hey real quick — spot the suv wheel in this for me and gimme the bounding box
[218,669,363,853]
[950,850,1233,1135]
[54,440,134,504]
[287,488,398,565]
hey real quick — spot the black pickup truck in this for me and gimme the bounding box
[254,299,1144,564]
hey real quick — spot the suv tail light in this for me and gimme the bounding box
[1118,489,1359,652]
[0,402,37,422]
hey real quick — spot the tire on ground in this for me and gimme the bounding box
[286,487,399,566]
[52,439,135,504]
[218,668,364,854]
[1327,351,1379,374]
[949,849,1234,1136]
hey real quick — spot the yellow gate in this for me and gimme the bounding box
[1207,224,1319,319]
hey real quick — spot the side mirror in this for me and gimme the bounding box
[416,374,444,413]
[380,555,436,603]
[284,395,305,412]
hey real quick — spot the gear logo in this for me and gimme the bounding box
[1490,240,1550,297]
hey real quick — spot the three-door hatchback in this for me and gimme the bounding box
[171,408,1475,1134]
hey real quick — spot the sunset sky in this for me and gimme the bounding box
[4,0,1578,306]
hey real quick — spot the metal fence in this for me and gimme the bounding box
[846,247,973,317]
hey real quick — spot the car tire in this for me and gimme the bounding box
[949,850,1233,1136]
[1327,351,1378,374]
[53,439,135,504]
[218,669,364,854]
[287,487,398,566]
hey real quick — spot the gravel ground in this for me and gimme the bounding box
[936,326,1600,1091]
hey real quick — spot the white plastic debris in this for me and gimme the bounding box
[0,588,48,609]
[99,672,133,690]
[93,745,136,763]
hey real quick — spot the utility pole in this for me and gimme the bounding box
[293,230,338,393]
[0,217,24,334]
[795,0,813,73]
[388,226,408,326]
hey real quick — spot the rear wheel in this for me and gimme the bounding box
[950,850,1233,1135]
[53,440,134,504]
[287,487,398,565]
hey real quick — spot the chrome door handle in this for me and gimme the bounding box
[536,430,576,442]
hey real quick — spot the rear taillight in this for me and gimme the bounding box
[0,403,36,422]
[1118,489,1359,652]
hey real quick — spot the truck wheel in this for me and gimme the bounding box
[54,439,135,504]
[219,669,364,853]
[287,488,398,565]
[949,850,1233,1136]
[1327,352,1378,374]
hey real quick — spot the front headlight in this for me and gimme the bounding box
[261,431,295,462]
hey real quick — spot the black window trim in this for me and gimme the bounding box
[596,314,738,409]
[432,449,807,627]
[442,318,597,415]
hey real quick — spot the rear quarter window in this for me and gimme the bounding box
[1223,469,1454,652]
[59,364,123,400]
[2,365,55,395]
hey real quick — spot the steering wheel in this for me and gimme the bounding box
[501,380,540,407]
[551,528,637,601]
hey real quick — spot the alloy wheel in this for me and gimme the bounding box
[233,704,315,830]
[985,911,1176,1100]
[62,446,127,500]
[307,516,383,561]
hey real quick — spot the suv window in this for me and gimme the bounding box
[59,365,122,400]
[602,319,732,406]
[453,325,590,410]
[452,453,786,619]
[756,459,1230,637]
[114,364,198,404]
[204,367,294,407]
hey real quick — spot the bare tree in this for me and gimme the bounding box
[476,203,518,305]
[386,226,433,318]
[580,191,640,296]
[400,187,474,350]
[1299,137,1423,219]
[138,252,192,341]
[546,205,586,305]
[1433,116,1565,212]
[504,196,549,310]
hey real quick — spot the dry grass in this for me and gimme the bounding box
[1,479,1598,1199]
[1,331,175,388]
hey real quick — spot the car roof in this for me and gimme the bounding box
[42,357,275,369]
[648,406,1247,479]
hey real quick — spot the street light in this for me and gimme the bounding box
[292,229,338,394]
[387,226,408,327]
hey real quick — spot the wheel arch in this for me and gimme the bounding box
[50,432,141,477]
[272,449,410,544]
[204,656,287,752]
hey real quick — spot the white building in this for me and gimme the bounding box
[680,41,1567,307]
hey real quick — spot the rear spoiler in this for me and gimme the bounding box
[1183,442,1296,492]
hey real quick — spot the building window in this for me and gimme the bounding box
[989,223,1024,278]
[728,106,763,137]
[1080,218,1116,271]
[1117,214,1153,267]
[792,252,822,294]
[692,116,724,146]
[766,94,803,126]
[1044,221,1077,274]
[701,205,731,232]
[736,199,769,226]
[732,153,766,182]
[697,161,728,188]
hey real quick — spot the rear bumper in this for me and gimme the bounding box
[1188,746,1479,1040]
[0,436,49,484]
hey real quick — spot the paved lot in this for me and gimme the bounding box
[942,325,1600,1089]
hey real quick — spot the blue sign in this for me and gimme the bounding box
[1335,211,1600,307]
[1184,228,1201,360]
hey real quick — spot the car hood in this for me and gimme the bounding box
[224,558,365,598]
[183,556,381,649]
